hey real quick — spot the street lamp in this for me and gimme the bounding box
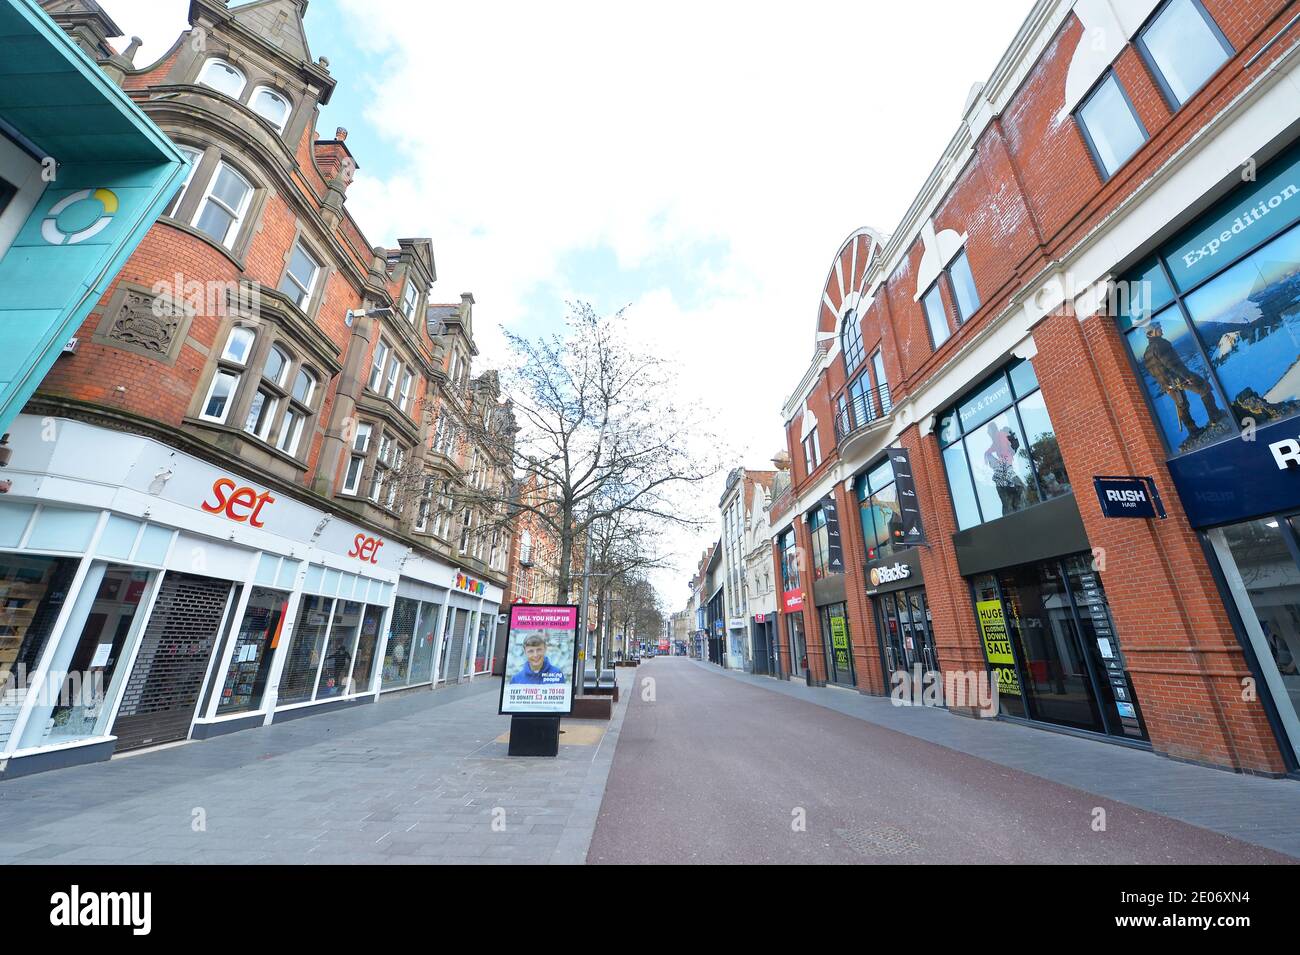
[344,306,393,326]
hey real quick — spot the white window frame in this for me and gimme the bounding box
[244,387,279,440]
[249,85,291,133]
[197,58,246,99]
[368,339,389,392]
[385,356,400,400]
[163,145,203,218]
[200,369,242,424]
[192,160,253,250]
[279,239,320,309]
[398,368,414,413]
[401,278,419,320]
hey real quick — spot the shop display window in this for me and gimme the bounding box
[857,458,902,560]
[0,555,79,749]
[937,359,1070,529]
[17,563,149,748]
[215,586,287,715]
[277,594,331,705]
[317,600,362,698]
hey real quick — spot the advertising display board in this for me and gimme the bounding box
[499,604,578,716]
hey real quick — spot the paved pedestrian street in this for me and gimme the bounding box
[0,676,629,866]
[588,658,1300,865]
[3,658,1299,865]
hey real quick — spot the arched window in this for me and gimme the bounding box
[249,86,291,133]
[841,308,865,374]
[198,58,246,98]
[263,345,290,386]
[221,326,255,365]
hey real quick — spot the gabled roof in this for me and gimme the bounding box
[228,0,312,64]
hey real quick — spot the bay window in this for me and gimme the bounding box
[197,58,246,98]
[342,422,372,495]
[249,86,291,133]
[368,339,389,392]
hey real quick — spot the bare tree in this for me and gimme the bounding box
[459,301,718,604]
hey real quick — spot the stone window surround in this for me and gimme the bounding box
[274,222,334,325]
[194,51,298,141]
[163,142,269,266]
[189,316,325,464]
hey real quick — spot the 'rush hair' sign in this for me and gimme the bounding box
[1092,476,1166,520]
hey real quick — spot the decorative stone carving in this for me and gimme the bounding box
[92,283,194,364]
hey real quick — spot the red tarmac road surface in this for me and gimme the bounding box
[587,657,1294,864]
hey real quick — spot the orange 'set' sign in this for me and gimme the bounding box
[347,533,385,564]
[200,477,275,528]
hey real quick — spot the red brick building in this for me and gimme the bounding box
[0,0,513,778]
[771,0,1300,775]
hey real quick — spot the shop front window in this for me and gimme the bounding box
[786,611,807,676]
[351,604,385,695]
[808,508,829,579]
[383,597,417,688]
[215,586,287,716]
[938,359,1070,529]
[0,555,80,749]
[1118,148,1300,457]
[26,565,152,746]
[857,458,902,561]
[277,594,330,705]
[820,602,855,686]
[317,599,362,698]
[1210,516,1300,759]
[1184,225,1300,427]
[971,555,1145,739]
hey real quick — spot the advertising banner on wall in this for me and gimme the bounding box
[822,494,844,574]
[499,604,578,715]
[887,448,926,545]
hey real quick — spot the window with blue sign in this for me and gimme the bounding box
[937,359,1070,530]
[1117,145,1300,456]
[857,458,901,560]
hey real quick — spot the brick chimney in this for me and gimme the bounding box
[314,127,356,186]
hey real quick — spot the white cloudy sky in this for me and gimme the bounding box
[100,0,1030,611]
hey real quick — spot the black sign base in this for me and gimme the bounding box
[507,716,560,757]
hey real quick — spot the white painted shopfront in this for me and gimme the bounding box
[0,415,495,778]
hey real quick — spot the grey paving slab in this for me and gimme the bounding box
[0,672,633,865]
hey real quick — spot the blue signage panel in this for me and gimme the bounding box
[1093,476,1165,519]
[0,0,188,433]
[1164,143,1300,292]
[1166,417,1300,527]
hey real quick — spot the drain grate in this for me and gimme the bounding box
[834,825,921,857]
